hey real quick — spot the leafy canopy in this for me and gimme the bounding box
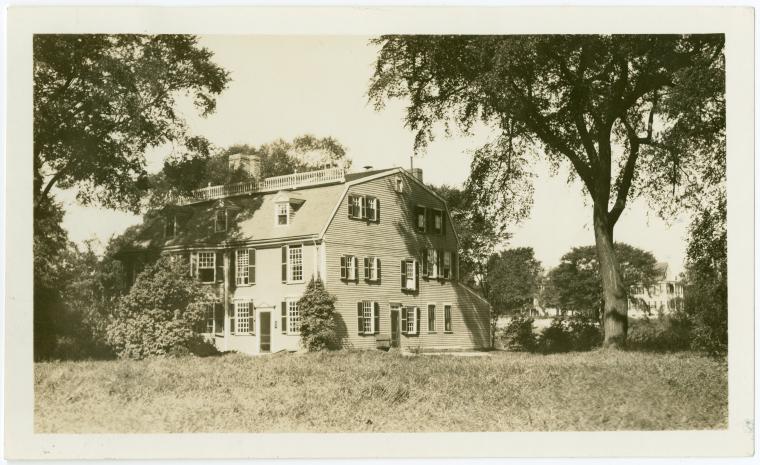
[484,247,542,315]
[297,278,340,351]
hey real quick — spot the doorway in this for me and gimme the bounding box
[259,311,271,353]
[390,306,400,348]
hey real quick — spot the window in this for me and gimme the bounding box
[424,249,439,278]
[363,300,373,334]
[401,259,417,291]
[288,245,303,282]
[165,215,176,238]
[432,209,443,234]
[442,251,452,279]
[365,197,378,221]
[235,300,253,334]
[395,176,404,193]
[276,202,290,225]
[357,301,380,335]
[195,251,216,283]
[415,206,426,232]
[236,249,256,285]
[215,209,227,232]
[204,303,215,334]
[287,299,300,334]
[402,306,419,334]
[444,305,452,332]
[364,256,380,281]
[348,195,379,221]
[428,304,436,332]
[341,255,358,281]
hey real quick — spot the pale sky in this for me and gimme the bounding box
[57,35,688,274]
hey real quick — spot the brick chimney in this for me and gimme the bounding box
[411,168,423,182]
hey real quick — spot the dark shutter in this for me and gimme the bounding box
[357,302,364,334]
[216,251,224,283]
[414,260,420,291]
[442,211,446,235]
[281,302,287,334]
[348,195,355,218]
[340,256,347,279]
[401,307,408,334]
[230,250,237,285]
[249,301,255,335]
[375,199,380,222]
[248,249,256,284]
[353,256,359,282]
[437,249,444,279]
[230,303,235,335]
[421,249,428,277]
[453,251,458,281]
[281,246,288,282]
[373,302,380,334]
[401,260,407,289]
[364,257,369,280]
[376,258,381,280]
[360,196,367,219]
[415,307,421,335]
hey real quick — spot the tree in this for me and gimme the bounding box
[369,35,725,346]
[106,256,214,359]
[298,278,339,351]
[34,34,230,211]
[428,185,509,287]
[545,243,659,318]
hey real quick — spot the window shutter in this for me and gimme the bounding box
[216,251,224,283]
[340,256,347,279]
[230,250,238,285]
[360,196,367,219]
[414,260,420,291]
[400,260,407,289]
[442,212,446,235]
[437,249,444,279]
[453,251,458,281]
[249,301,255,335]
[281,302,287,334]
[357,302,364,334]
[281,246,288,283]
[364,257,369,280]
[248,249,256,284]
[348,195,355,217]
[375,199,380,222]
[230,303,236,335]
[401,307,408,334]
[376,258,381,280]
[352,256,359,281]
[373,302,380,334]
[415,307,421,335]
[421,249,428,277]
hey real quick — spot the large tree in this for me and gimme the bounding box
[369,35,724,346]
[544,243,660,318]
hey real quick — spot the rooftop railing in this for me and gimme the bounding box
[177,167,346,205]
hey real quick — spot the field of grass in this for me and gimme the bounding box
[35,350,727,433]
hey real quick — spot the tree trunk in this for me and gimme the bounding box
[593,204,628,348]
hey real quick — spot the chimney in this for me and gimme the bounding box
[411,168,423,182]
[228,153,261,179]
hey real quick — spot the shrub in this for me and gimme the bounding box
[537,318,572,353]
[627,313,691,352]
[567,316,603,351]
[298,277,340,351]
[499,314,536,351]
[537,316,601,354]
[105,256,214,359]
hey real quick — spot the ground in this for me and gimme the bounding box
[35,350,726,433]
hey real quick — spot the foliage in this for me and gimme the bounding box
[428,184,510,286]
[297,278,340,351]
[369,34,725,344]
[105,256,215,359]
[499,314,536,352]
[543,243,660,316]
[683,193,727,354]
[626,314,692,352]
[485,247,542,315]
[536,316,602,354]
[34,34,229,211]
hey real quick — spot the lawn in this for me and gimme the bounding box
[35,350,727,433]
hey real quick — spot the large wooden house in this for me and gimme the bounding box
[119,155,491,354]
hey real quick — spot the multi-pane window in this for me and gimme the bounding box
[443,251,452,279]
[404,306,418,333]
[235,300,251,334]
[364,256,380,281]
[289,245,303,282]
[204,302,215,333]
[428,304,436,332]
[401,259,417,290]
[426,249,439,278]
[415,206,426,232]
[276,202,290,225]
[432,209,443,234]
[444,305,452,332]
[287,300,300,334]
[215,209,227,232]
[236,248,256,285]
[348,195,379,221]
[341,255,358,280]
[365,197,378,221]
[395,176,404,193]
[363,300,373,334]
[197,252,216,283]
[165,215,176,238]
[349,195,363,219]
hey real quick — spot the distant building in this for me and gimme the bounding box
[628,262,685,319]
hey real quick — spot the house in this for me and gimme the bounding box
[117,156,491,354]
[628,262,685,319]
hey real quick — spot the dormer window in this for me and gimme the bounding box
[164,215,177,238]
[276,202,290,226]
[395,176,404,193]
[215,209,227,232]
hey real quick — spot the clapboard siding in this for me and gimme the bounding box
[323,171,490,350]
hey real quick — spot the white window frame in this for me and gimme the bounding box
[416,205,426,232]
[394,176,404,193]
[350,195,364,219]
[204,302,215,334]
[365,196,378,221]
[275,202,290,226]
[215,209,227,232]
[433,209,443,234]
[288,245,304,282]
[362,300,374,334]
[343,254,357,281]
[427,303,436,333]
[443,251,452,280]
[368,256,379,281]
[428,249,439,279]
[287,298,300,335]
[194,251,216,283]
[235,300,252,334]
[236,248,255,286]
[444,303,453,333]
[403,259,417,291]
[406,306,418,334]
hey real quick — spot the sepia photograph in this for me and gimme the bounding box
[4,4,755,460]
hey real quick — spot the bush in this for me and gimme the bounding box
[627,313,691,352]
[298,277,340,351]
[499,314,536,351]
[105,256,214,359]
[537,316,601,354]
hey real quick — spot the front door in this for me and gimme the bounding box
[390,308,400,348]
[259,311,271,353]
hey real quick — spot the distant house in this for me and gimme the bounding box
[118,157,491,354]
[628,262,685,319]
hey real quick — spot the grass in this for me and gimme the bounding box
[35,350,727,433]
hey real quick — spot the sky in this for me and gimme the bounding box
[57,35,689,275]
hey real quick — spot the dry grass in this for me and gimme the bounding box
[35,350,727,433]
